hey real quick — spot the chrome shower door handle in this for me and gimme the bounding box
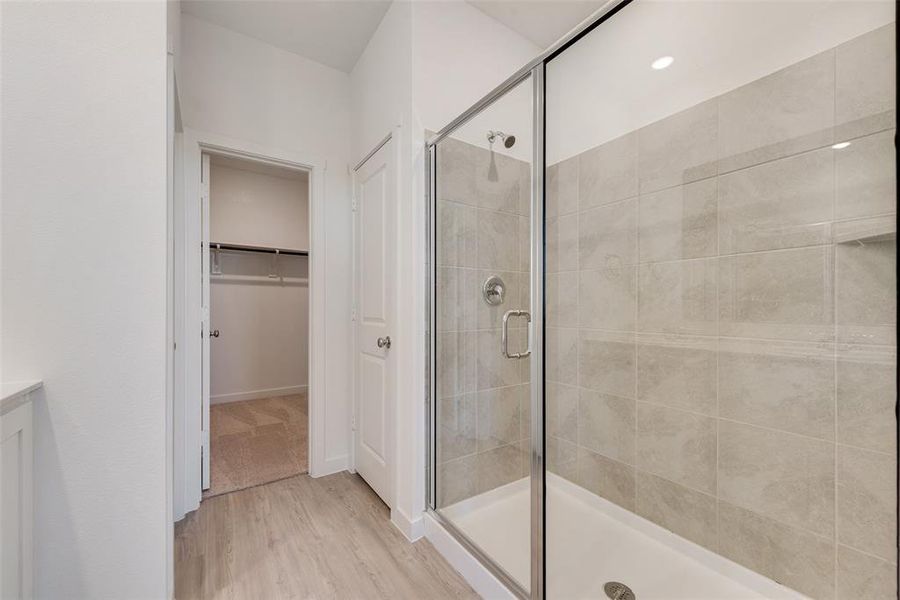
[501,309,531,359]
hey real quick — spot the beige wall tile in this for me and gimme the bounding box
[547,436,578,482]
[518,214,530,273]
[546,156,578,219]
[437,332,476,398]
[578,389,635,465]
[547,382,577,443]
[837,345,897,454]
[578,330,635,398]
[836,240,896,345]
[635,471,717,551]
[837,445,897,562]
[718,338,835,440]
[438,395,477,463]
[477,209,520,271]
[475,270,523,331]
[476,329,526,390]
[545,327,578,384]
[638,258,717,336]
[636,335,717,415]
[437,137,525,215]
[476,444,523,494]
[576,447,635,510]
[836,22,897,139]
[437,200,477,268]
[578,198,637,269]
[476,386,522,452]
[578,132,638,210]
[837,545,897,600]
[438,455,477,507]
[638,99,718,194]
[718,501,835,599]
[718,246,834,342]
[578,266,636,331]
[547,271,578,328]
[638,179,717,263]
[718,51,835,172]
[835,130,897,221]
[718,148,833,254]
[636,402,716,494]
[719,420,834,537]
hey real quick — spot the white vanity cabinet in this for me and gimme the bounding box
[1,381,38,600]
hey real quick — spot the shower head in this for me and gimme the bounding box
[487,130,516,149]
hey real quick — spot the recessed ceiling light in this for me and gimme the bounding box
[651,56,674,70]
[832,141,851,149]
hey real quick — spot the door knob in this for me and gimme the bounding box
[377,336,392,349]
[209,329,220,338]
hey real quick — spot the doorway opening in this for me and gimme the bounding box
[202,153,311,497]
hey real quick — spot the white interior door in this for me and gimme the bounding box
[200,153,211,490]
[354,139,395,506]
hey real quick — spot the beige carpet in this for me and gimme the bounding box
[205,393,308,498]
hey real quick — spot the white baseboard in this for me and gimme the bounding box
[310,454,348,478]
[423,512,514,600]
[210,384,307,405]
[391,508,424,542]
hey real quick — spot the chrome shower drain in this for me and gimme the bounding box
[604,581,635,600]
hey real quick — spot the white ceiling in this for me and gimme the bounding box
[466,0,605,48]
[181,0,392,73]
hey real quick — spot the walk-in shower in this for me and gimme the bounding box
[428,1,897,598]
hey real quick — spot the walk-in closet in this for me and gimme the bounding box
[204,154,310,497]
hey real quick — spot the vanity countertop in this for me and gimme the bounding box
[1,380,42,416]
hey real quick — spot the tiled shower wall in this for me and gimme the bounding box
[545,23,896,599]
[436,137,532,506]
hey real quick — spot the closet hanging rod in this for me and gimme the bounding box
[208,242,309,257]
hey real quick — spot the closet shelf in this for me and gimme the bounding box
[208,242,309,257]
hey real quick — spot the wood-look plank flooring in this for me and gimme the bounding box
[206,393,308,497]
[175,472,478,599]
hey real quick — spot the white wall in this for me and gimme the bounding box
[209,161,309,402]
[351,0,539,540]
[1,2,169,598]
[180,14,353,468]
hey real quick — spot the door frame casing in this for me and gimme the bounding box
[174,128,328,516]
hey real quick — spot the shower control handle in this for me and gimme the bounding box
[501,310,531,359]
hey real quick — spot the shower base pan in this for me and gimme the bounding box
[440,473,808,599]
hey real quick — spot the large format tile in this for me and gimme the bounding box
[437,267,478,332]
[546,382,577,443]
[837,445,897,562]
[578,266,636,331]
[638,179,717,263]
[638,258,717,335]
[477,209,520,271]
[835,130,897,221]
[718,50,835,172]
[635,471,717,551]
[438,455,477,506]
[476,329,526,390]
[638,99,718,194]
[438,137,526,215]
[437,332,477,398]
[718,501,835,600]
[718,338,835,440]
[547,436,578,482]
[837,544,897,600]
[547,214,578,274]
[718,420,834,537]
[546,271,578,328]
[437,200,477,268]
[835,22,896,139]
[718,148,833,254]
[438,395,477,462]
[546,156,578,218]
[578,132,638,211]
[718,246,834,341]
[476,386,522,452]
[577,330,635,398]
[636,334,717,415]
[545,327,577,384]
[578,198,637,269]
[836,345,897,454]
[636,402,716,494]
[477,444,524,494]
[576,447,635,510]
[578,389,635,465]
[836,240,896,345]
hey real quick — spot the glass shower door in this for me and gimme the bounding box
[544,1,896,599]
[430,73,539,596]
